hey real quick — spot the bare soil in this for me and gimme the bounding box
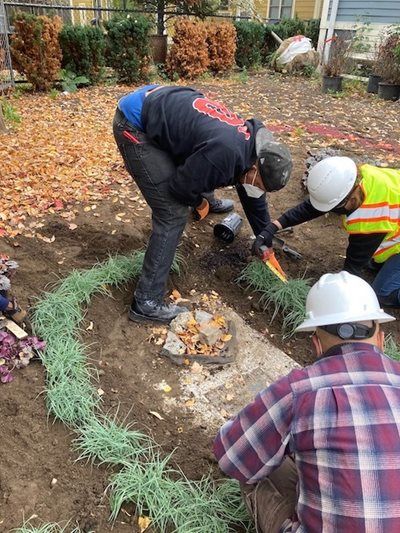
[1,72,400,532]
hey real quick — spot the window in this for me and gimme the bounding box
[269,0,293,20]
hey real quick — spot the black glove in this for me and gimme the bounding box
[253,222,279,258]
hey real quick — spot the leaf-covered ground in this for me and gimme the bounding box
[1,72,400,240]
[1,71,400,531]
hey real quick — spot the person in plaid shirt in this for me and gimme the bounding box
[214,271,400,532]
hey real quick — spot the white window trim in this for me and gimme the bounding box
[268,0,295,20]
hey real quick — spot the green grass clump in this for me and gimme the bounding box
[29,251,250,532]
[384,334,400,361]
[74,414,154,466]
[108,457,249,532]
[12,522,88,533]
[237,260,311,337]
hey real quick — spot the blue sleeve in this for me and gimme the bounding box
[0,294,9,312]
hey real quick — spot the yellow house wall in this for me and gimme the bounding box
[295,0,315,20]
[254,0,268,19]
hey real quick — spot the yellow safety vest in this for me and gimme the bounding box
[343,164,400,263]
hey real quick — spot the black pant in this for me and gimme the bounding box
[113,108,189,303]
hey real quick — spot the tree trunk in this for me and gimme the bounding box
[157,0,165,36]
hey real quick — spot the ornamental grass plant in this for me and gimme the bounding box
[31,252,250,532]
[237,259,310,337]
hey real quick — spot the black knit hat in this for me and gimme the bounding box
[255,128,293,192]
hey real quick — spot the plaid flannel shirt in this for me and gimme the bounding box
[214,343,400,532]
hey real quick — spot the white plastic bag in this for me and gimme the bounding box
[276,36,312,65]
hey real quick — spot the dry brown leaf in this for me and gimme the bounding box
[138,515,151,532]
[169,289,182,301]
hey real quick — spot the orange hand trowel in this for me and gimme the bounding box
[259,245,288,283]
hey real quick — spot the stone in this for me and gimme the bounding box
[198,320,222,346]
[170,311,194,334]
[194,310,213,324]
[162,331,186,357]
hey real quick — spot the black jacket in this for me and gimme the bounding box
[277,199,385,275]
[142,86,264,207]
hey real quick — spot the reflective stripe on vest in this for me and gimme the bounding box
[343,164,400,263]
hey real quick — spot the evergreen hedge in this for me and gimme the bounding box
[105,15,152,83]
[59,25,105,83]
[233,20,265,69]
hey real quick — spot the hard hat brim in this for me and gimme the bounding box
[295,309,396,332]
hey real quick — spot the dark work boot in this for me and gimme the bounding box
[209,198,235,213]
[129,299,189,324]
[202,191,234,214]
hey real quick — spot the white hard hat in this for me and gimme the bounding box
[296,271,395,332]
[307,156,357,212]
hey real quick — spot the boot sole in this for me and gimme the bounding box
[209,206,234,214]
[128,309,172,324]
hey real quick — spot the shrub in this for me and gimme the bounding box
[59,25,105,83]
[105,15,152,83]
[233,20,265,69]
[321,34,351,77]
[305,18,320,48]
[375,30,400,84]
[166,18,209,79]
[10,13,62,91]
[205,21,236,74]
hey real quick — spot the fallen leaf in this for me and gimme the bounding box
[163,384,172,393]
[149,410,164,420]
[37,233,56,243]
[138,515,151,532]
[169,289,181,301]
[190,362,204,374]
[86,321,94,331]
[68,223,78,230]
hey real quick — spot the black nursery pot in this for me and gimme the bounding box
[214,212,243,243]
[322,75,343,94]
[378,82,400,101]
[367,74,382,94]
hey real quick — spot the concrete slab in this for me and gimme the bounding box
[164,307,300,432]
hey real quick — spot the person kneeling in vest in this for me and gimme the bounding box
[252,156,400,307]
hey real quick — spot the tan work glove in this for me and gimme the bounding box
[193,198,210,221]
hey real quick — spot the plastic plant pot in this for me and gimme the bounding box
[367,74,382,94]
[322,75,343,94]
[378,82,400,101]
[213,212,243,243]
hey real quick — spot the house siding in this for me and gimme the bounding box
[328,0,400,24]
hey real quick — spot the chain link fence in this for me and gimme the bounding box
[0,0,14,91]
